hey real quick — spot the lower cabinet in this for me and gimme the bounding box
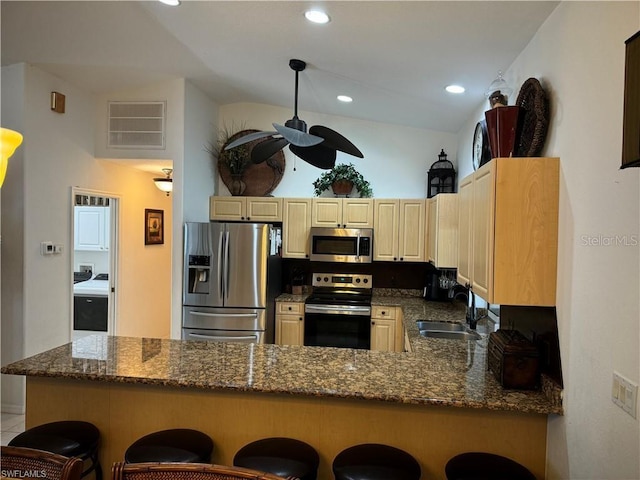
[370,306,403,352]
[275,302,304,346]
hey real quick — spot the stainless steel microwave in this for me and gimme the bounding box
[309,227,373,263]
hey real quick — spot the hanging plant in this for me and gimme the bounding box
[206,122,251,175]
[312,163,373,198]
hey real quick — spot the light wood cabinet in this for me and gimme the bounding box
[282,198,312,259]
[311,198,374,228]
[275,302,304,346]
[373,199,425,262]
[427,194,459,268]
[370,306,403,352]
[457,157,559,306]
[209,196,283,222]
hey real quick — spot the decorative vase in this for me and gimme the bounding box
[331,179,354,196]
[229,173,246,196]
[484,106,524,158]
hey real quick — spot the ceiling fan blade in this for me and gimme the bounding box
[225,130,277,150]
[273,123,323,147]
[309,125,364,158]
[289,144,337,169]
[250,138,289,164]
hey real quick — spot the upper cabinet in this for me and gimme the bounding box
[457,157,560,306]
[74,206,110,251]
[210,197,283,222]
[373,199,425,262]
[282,198,312,259]
[427,194,459,269]
[311,198,374,228]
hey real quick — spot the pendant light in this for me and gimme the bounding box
[0,128,24,188]
[153,168,173,195]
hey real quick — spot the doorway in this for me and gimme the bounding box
[71,188,119,340]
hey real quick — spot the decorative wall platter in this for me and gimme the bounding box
[218,129,286,196]
[515,78,549,157]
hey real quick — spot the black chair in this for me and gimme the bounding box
[124,429,213,464]
[445,452,536,480]
[233,437,319,480]
[332,443,421,480]
[8,420,101,480]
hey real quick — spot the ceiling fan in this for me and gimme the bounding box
[225,59,364,169]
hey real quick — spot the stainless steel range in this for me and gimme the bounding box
[304,273,372,349]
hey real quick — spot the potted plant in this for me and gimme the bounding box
[312,163,373,198]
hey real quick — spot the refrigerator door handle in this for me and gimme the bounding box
[217,228,225,299]
[223,230,230,302]
[190,311,259,320]
[186,333,259,342]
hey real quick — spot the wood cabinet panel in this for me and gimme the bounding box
[457,158,559,306]
[427,194,458,268]
[282,198,311,259]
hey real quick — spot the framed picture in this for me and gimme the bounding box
[144,209,164,245]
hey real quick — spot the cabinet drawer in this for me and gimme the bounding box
[277,302,303,314]
[371,306,396,319]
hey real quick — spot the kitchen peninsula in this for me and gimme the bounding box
[2,297,561,480]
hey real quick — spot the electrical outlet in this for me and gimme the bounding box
[79,264,94,273]
[612,371,638,418]
[41,241,54,255]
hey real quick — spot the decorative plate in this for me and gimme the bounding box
[472,120,491,170]
[218,129,285,196]
[515,78,550,157]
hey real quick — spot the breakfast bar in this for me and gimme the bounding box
[2,299,562,480]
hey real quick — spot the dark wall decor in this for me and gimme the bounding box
[515,78,550,157]
[622,30,640,168]
[144,209,164,245]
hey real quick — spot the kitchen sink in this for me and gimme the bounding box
[419,330,481,341]
[415,321,465,332]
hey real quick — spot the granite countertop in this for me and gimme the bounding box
[1,295,563,416]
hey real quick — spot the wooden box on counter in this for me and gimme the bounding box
[488,329,540,390]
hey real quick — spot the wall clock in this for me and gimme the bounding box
[472,120,491,170]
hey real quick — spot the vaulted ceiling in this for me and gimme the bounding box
[1,1,559,133]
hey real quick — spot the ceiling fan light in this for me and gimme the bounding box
[305,10,330,24]
[337,95,353,103]
[445,85,465,94]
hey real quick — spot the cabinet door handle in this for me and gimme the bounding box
[247,217,251,221]
[299,317,303,321]
[371,321,376,325]
[288,306,292,311]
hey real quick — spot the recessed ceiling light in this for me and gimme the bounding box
[445,85,465,94]
[337,95,353,103]
[158,0,180,6]
[305,10,330,24]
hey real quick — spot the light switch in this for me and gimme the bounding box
[612,371,638,419]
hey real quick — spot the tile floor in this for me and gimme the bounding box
[1,413,25,446]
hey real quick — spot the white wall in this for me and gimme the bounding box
[456,3,639,478]
[219,103,458,198]
[1,64,173,412]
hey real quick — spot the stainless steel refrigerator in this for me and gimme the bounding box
[182,222,281,344]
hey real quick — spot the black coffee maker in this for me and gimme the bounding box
[423,270,469,303]
[423,271,450,301]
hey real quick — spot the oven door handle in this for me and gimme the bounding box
[305,304,371,315]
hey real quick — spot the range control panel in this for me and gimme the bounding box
[311,273,372,288]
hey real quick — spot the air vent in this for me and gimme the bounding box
[108,101,166,149]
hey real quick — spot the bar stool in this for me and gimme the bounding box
[233,437,319,480]
[124,429,213,464]
[8,420,102,480]
[445,452,536,480]
[332,443,421,480]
